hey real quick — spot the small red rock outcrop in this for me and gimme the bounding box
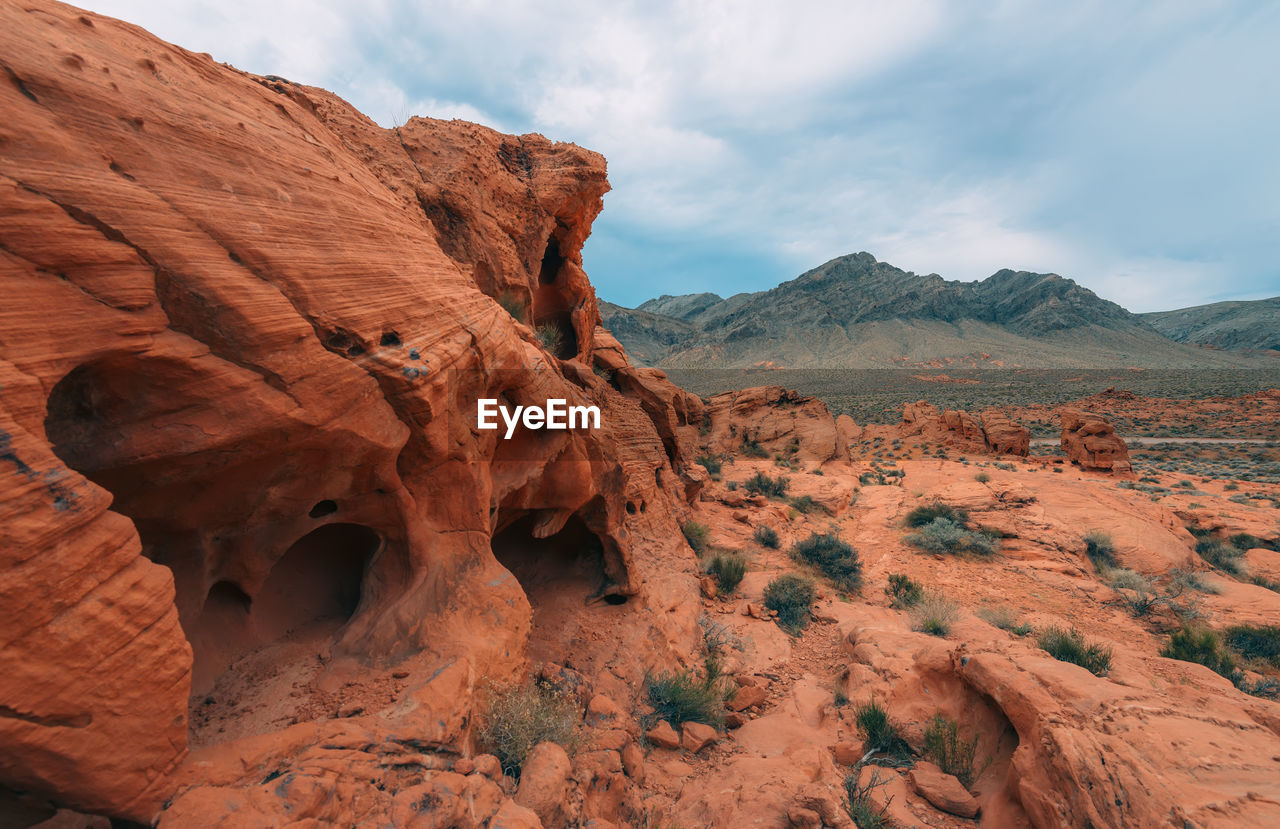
[702,386,841,462]
[900,401,1030,456]
[1060,409,1132,473]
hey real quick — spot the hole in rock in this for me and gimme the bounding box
[625,501,637,515]
[490,514,614,664]
[309,499,338,518]
[188,523,378,697]
[379,331,401,347]
[538,236,565,285]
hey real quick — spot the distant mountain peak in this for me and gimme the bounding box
[600,251,1271,369]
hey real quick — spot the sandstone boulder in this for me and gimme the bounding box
[1061,409,1132,473]
[907,761,979,818]
[514,742,571,825]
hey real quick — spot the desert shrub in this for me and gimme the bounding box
[1170,567,1218,593]
[708,554,747,594]
[741,436,769,458]
[1038,626,1112,676]
[696,454,722,476]
[535,323,563,354]
[478,682,583,776]
[854,698,909,758]
[911,591,960,637]
[1223,625,1280,667]
[644,666,726,729]
[905,501,969,528]
[698,614,743,658]
[792,533,862,592]
[1161,626,1240,681]
[682,520,710,556]
[1250,574,1280,593]
[978,605,1032,636]
[1106,568,1150,592]
[922,713,981,788]
[1229,533,1265,551]
[974,472,990,483]
[754,524,780,549]
[745,471,789,498]
[1083,531,1116,570]
[496,290,526,323]
[844,769,893,828]
[788,494,823,514]
[906,518,997,557]
[763,574,816,633]
[1195,538,1243,573]
[885,573,923,608]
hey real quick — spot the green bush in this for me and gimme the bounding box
[1161,626,1240,681]
[1195,539,1244,574]
[905,501,969,528]
[922,713,981,788]
[708,554,747,594]
[1083,531,1116,570]
[478,682,583,776]
[788,494,823,514]
[911,591,960,637]
[854,697,910,759]
[644,666,726,729]
[682,520,710,556]
[1038,626,1112,676]
[792,533,862,592]
[906,518,997,557]
[745,472,789,498]
[753,525,780,549]
[885,573,923,608]
[844,769,893,828]
[1223,625,1280,668]
[535,323,564,354]
[741,437,769,458]
[763,574,817,633]
[1229,533,1263,551]
[974,472,990,483]
[696,454,722,476]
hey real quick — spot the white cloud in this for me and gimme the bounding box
[79,0,1280,308]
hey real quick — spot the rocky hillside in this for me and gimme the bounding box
[603,252,1270,368]
[1141,296,1280,352]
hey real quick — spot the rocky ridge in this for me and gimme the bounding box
[602,253,1274,368]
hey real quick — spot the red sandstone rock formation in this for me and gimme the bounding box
[1060,409,1132,473]
[0,2,702,822]
[979,409,1031,456]
[701,386,842,462]
[900,401,1030,457]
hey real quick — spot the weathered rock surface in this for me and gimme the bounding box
[701,386,840,462]
[0,1,703,823]
[900,401,1030,456]
[1061,409,1132,473]
[906,761,979,818]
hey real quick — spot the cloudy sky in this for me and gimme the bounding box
[86,0,1279,311]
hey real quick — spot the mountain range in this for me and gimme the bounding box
[600,252,1278,368]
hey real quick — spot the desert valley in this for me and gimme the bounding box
[2,2,1280,828]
